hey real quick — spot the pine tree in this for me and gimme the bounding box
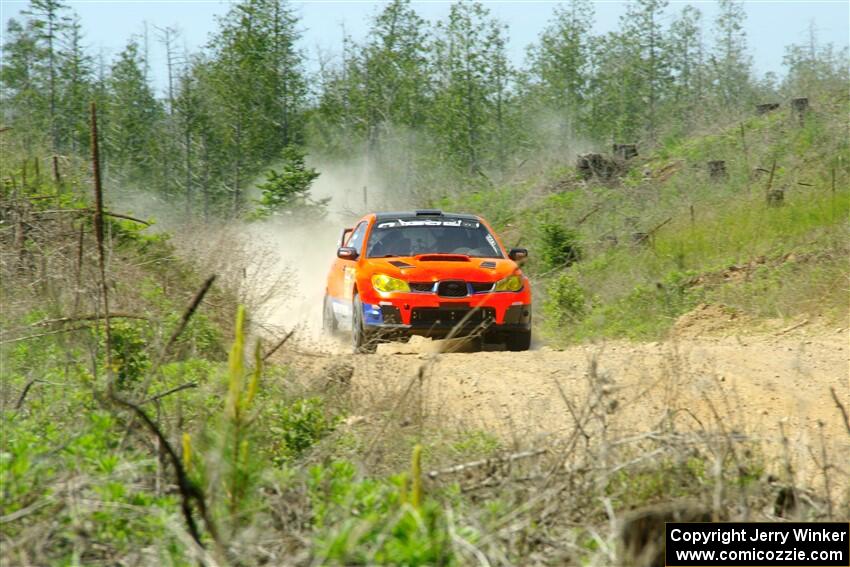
[525,0,594,145]
[23,0,70,152]
[204,0,306,212]
[430,1,513,176]
[782,22,849,98]
[586,31,636,142]
[105,39,164,187]
[668,5,705,129]
[362,0,430,141]
[1,17,48,153]
[57,13,93,154]
[309,0,430,168]
[620,0,670,141]
[712,0,752,109]
[253,145,325,219]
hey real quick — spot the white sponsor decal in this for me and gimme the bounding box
[377,219,480,229]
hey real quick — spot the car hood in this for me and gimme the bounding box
[369,254,520,282]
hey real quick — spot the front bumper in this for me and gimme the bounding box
[359,291,532,338]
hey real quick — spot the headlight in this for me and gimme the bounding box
[371,274,410,293]
[494,274,523,292]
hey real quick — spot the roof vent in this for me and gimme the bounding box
[415,209,443,216]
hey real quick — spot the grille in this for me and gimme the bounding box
[470,282,494,293]
[380,305,402,324]
[410,307,495,328]
[409,282,435,293]
[437,280,468,297]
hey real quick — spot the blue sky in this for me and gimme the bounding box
[1,0,848,96]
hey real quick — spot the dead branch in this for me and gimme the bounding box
[0,500,52,524]
[830,387,850,436]
[427,448,548,479]
[765,158,777,196]
[774,319,809,336]
[111,395,219,550]
[142,382,199,405]
[136,275,216,404]
[32,208,151,226]
[263,329,295,361]
[15,379,44,409]
[102,211,151,226]
[576,204,601,226]
[30,313,148,328]
[1,325,91,345]
[636,217,673,244]
[158,275,216,363]
[90,101,113,392]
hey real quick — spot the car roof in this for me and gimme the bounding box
[373,210,480,221]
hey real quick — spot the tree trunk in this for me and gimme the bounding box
[791,97,809,125]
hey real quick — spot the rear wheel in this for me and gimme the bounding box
[352,294,376,353]
[504,330,532,352]
[322,295,338,334]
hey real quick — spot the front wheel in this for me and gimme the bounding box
[352,294,376,354]
[504,330,532,352]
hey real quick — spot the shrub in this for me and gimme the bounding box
[272,397,340,462]
[544,273,587,328]
[539,223,582,271]
[109,320,151,388]
[309,456,454,565]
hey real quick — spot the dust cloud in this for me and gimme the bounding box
[246,155,416,339]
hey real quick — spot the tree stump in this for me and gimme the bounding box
[707,160,728,181]
[766,188,785,207]
[613,143,638,160]
[576,153,618,181]
[791,97,809,125]
[619,504,713,567]
[756,102,780,115]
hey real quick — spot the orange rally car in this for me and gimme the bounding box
[323,209,532,353]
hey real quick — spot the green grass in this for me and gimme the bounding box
[437,93,850,343]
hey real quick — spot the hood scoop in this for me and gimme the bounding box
[416,254,470,262]
[479,260,497,269]
[389,260,415,269]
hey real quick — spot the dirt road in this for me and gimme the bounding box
[283,319,849,486]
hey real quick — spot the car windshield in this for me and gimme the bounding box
[366,218,503,258]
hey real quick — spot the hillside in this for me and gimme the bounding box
[441,92,849,343]
[3,91,849,566]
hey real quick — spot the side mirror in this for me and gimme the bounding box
[509,248,528,262]
[339,227,354,248]
[337,247,358,260]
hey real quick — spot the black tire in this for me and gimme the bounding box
[322,294,338,334]
[352,294,376,354]
[504,330,532,352]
